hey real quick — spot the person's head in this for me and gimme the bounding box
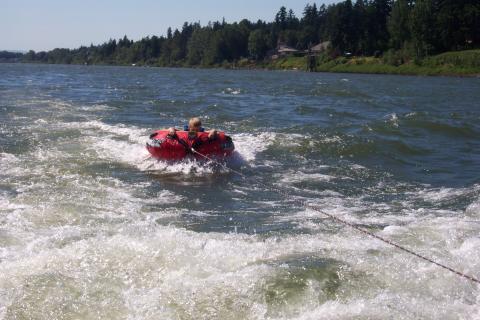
[188,117,202,132]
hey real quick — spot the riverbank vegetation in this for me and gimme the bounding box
[6,0,480,76]
[258,50,480,76]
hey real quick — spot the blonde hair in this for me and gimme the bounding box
[188,117,202,129]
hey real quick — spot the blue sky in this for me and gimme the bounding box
[2,0,337,51]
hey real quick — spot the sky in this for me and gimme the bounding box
[2,0,337,52]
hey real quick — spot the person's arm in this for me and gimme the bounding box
[208,129,217,139]
[167,127,177,136]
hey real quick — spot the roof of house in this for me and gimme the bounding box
[311,41,331,52]
[278,45,299,53]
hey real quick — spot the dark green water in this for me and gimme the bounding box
[0,63,479,319]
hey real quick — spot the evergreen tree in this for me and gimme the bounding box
[286,9,299,29]
[436,0,480,51]
[275,6,288,30]
[248,29,269,60]
[353,0,368,54]
[410,0,439,56]
[326,0,356,53]
[187,27,214,65]
[299,3,320,47]
[388,0,412,50]
[303,3,318,27]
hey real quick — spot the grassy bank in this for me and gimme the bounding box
[254,50,480,76]
[12,50,480,77]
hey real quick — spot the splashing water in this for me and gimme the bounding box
[0,64,479,319]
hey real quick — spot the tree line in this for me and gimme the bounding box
[18,0,480,66]
[0,51,24,62]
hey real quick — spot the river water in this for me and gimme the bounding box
[0,63,479,319]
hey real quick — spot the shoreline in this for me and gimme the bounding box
[254,51,480,77]
[4,55,480,78]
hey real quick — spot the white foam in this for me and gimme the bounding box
[414,185,480,203]
[183,210,212,217]
[92,137,149,164]
[79,104,115,111]
[452,237,480,265]
[77,120,149,144]
[320,135,342,144]
[350,163,367,170]
[278,133,306,147]
[3,219,478,318]
[386,113,399,127]
[223,87,242,95]
[231,132,276,162]
[279,171,335,184]
[0,153,25,177]
[0,227,339,316]
[466,199,480,217]
[0,183,478,320]
[0,152,18,165]
[381,225,409,236]
[155,190,185,205]
[33,118,48,124]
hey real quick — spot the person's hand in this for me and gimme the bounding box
[168,127,177,136]
[208,129,217,139]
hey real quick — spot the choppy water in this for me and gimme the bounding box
[0,63,479,319]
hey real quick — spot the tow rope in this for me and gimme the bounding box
[190,148,480,285]
[171,134,193,154]
[171,133,211,155]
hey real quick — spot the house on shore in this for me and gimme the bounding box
[271,43,301,59]
[309,41,331,55]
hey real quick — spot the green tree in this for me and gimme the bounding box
[303,3,318,27]
[286,9,299,29]
[325,0,356,53]
[353,0,368,54]
[187,27,214,65]
[410,0,439,56]
[275,6,288,30]
[436,0,480,51]
[388,0,412,50]
[297,3,320,48]
[118,35,131,48]
[24,50,36,61]
[248,29,268,60]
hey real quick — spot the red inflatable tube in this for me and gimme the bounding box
[146,130,235,161]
